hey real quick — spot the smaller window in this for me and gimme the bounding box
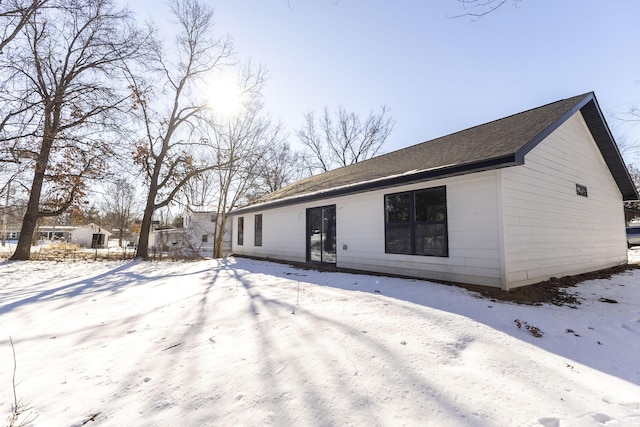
[210,214,216,223]
[254,214,263,247]
[237,217,244,245]
[202,234,208,243]
[576,184,588,197]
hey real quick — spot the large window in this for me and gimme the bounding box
[254,214,262,247]
[384,186,448,257]
[237,217,244,245]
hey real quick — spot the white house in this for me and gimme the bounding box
[183,205,231,256]
[38,225,74,242]
[4,223,110,248]
[228,92,638,289]
[70,223,111,248]
[148,225,182,252]
[149,206,231,257]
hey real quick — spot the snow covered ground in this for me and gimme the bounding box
[1,251,640,426]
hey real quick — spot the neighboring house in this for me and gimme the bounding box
[149,225,183,252]
[38,225,74,242]
[228,92,638,290]
[183,205,231,256]
[149,206,231,257]
[2,217,22,242]
[3,227,21,241]
[70,223,112,248]
[2,223,110,248]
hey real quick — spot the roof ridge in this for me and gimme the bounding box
[233,91,638,214]
[389,92,593,155]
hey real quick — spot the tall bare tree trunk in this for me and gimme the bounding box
[130,0,234,259]
[10,172,44,260]
[4,0,148,260]
[213,214,226,258]
[136,183,158,259]
[10,104,57,260]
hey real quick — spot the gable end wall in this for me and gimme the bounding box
[501,111,627,288]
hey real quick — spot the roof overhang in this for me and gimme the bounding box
[515,93,637,201]
[230,93,639,217]
[229,154,520,216]
[580,97,638,201]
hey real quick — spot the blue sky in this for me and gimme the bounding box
[131,0,640,164]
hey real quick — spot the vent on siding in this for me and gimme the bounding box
[576,184,588,197]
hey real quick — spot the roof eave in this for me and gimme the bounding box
[579,96,639,201]
[230,93,639,216]
[515,93,595,163]
[514,92,638,201]
[229,155,519,215]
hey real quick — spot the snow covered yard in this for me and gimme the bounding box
[1,253,640,426]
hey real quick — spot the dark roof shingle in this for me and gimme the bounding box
[233,92,637,214]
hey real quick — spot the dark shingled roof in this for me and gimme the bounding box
[232,92,638,215]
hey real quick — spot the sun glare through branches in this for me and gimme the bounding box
[204,70,246,117]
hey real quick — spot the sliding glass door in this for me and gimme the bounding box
[307,205,336,264]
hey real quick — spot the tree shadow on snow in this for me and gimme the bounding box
[227,257,640,388]
[203,263,496,426]
[0,260,217,316]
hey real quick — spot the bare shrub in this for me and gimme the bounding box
[7,337,37,427]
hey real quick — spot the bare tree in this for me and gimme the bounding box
[297,105,395,175]
[246,141,302,201]
[129,0,240,260]
[0,1,50,181]
[101,178,140,247]
[451,0,523,18]
[625,163,640,212]
[208,102,283,258]
[179,168,219,207]
[5,0,149,260]
[629,163,640,189]
[176,109,287,258]
[0,0,50,54]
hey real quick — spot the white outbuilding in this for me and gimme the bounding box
[228,93,638,289]
[70,223,111,248]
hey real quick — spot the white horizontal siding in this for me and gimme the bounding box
[232,171,504,287]
[232,207,307,263]
[334,173,502,287]
[231,111,628,289]
[501,111,627,287]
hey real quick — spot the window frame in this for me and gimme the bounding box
[237,217,244,246]
[254,214,263,247]
[384,186,448,257]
